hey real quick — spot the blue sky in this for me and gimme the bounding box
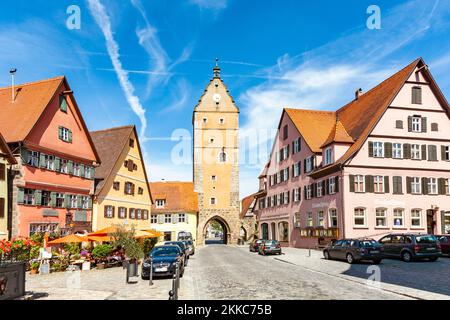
[1,0,450,198]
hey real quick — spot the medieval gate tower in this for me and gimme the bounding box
[193,61,240,245]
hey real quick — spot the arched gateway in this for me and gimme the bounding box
[193,61,240,245]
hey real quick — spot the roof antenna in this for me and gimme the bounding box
[10,68,17,103]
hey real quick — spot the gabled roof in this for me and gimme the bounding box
[90,125,152,201]
[282,58,444,177]
[284,108,336,153]
[0,76,101,163]
[240,193,257,219]
[149,181,198,214]
[0,132,16,164]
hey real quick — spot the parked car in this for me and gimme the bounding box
[141,245,185,279]
[258,240,282,255]
[163,241,189,261]
[378,234,441,262]
[249,239,264,252]
[182,240,195,256]
[436,235,450,255]
[178,231,193,242]
[323,238,383,264]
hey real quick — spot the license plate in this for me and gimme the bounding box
[426,247,435,251]
[155,267,168,272]
[371,250,379,254]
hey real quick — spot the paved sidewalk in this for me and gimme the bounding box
[24,265,184,300]
[259,246,450,300]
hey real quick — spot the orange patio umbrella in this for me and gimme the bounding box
[134,230,162,239]
[47,234,88,244]
[88,226,121,237]
[141,229,163,237]
[87,235,114,242]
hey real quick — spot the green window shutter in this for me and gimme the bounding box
[384,176,390,193]
[35,190,42,206]
[442,211,447,234]
[393,176,402,194]
[407,116,412,132]
[58,126,63,140]
[368,142,374,157]
[172,214,178,224]
[68,130,73,143]
[77,196,82,209]
[412,87,422,104]
[20,148,29,164]
[421,117,427,133]
[428,145,437,161]
[421,145,427,160]
[17,188,25,204]
[438,178,446,195]
[50,192,57,207]
[64,194,70,208]
[88,197,93,209]
[421,178,428,195]
[365,175,374,193]
[384,143,392,158]
[79,164,85,178]
[335,176,339,193]
[68,161,74,174]
[403,144,411,159]
[54,157,61,171]
[442,146,447,160]
[59,95,67,112]
[40,153,46,168]
[406,177,412,194]
[349,175,355,192]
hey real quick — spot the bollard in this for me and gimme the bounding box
[168,290,174,300]
[125,261,129,284]
[149,259,153,286]
[175,261,181,292]
[308,247,311,257]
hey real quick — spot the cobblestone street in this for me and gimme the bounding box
[24,245,450,300]
[181,245,409,300]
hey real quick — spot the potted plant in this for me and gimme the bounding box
[92,244,113,269]
[30,261,40,275]
[110,225,143,278]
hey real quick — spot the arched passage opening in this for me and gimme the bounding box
[203,216,230,245]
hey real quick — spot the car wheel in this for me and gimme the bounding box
[324,251,330,260]
[141,275,149,280]
[372,259,381,265]
[401,251,412,262]
[429,257,439,262]
[346,253,355,264]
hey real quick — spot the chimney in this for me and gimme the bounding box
[355,88,363,100]
[9,68,17,103]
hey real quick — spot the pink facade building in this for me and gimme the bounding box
[255,58,450,248]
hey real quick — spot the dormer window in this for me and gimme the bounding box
[324,147,332,166]
[156,199,166,208]
[412,86,422,104]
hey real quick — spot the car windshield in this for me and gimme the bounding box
[166,242,186,249]
[360,240,378,247]
[184,241,193,245]
[264,240,278,245]
[416,235,436,243]
[151,246,180,257]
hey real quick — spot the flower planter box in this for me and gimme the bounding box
[0,262,26,300]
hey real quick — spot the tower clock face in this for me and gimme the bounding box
[213,93,221,103]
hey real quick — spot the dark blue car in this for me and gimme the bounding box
[141,245,185,279]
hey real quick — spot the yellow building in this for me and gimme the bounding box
[90,125,152,231]
[149,182,198,243]
[193,61,240,244]
[0,133,17,240]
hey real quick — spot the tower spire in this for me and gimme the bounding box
[213,58,221,78]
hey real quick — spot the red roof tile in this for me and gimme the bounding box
[149,181,198,213]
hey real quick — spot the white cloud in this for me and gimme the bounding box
[190,0,227,10]
[238,0,442,170]
[87,0,148,139]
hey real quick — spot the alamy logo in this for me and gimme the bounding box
[366,5,381,30]
[66,5,81,30]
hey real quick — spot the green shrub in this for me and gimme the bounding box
[92,244,113,260]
